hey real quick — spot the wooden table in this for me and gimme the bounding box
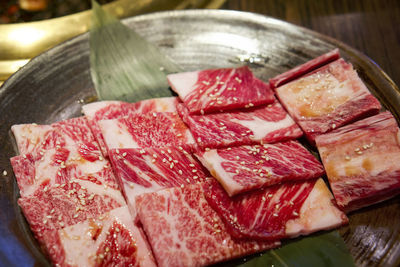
[223,0,400,87]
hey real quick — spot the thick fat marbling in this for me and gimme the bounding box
[196,141,325,196]
[316,111,400,212]
[10,144,117,197]
[53,206,156,267]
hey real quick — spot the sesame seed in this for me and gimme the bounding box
[122,152,127,157]
[262,196,266,201]
[273,213,278,217]
[289,201,294,205]
[140,149,146,154]
[116,149,119,154]
[23,154,27,159]
[293,211,299,216]
[178,170,183,175]
[345,156,351,160]
[235,169,240,174]
[180,184,184,188]
[354,148,360,152]
[176,133,182,137]
[356,151,363,155]
[200,109,205,115]
[73,214,79,218]
[98,156,104,161]
[233,97,238,101]
[152,112,157,117]
[151,159,156,163]
[2,170,7,176]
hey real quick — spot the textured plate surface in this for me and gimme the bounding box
[0,9,399,267]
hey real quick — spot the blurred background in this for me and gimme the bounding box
[0,0,399,87]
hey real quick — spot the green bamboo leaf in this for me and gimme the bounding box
[89,3,355,267]
[90,0,182,102]
[239,231,355,267]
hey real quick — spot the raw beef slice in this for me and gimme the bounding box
[177,101,302,149]
[196,141,325,196]
[11,117,99,157]
[108,147,210,217]
[11,144,118,197]
[136,183,280,267]
[269,49,340,89]
[82,97,179,155]
[99,112,196,152]
[315,111,400,212]
[17,176,125,249]
[167,66,275,114]
[274,58,381,144]
[203,178,348,240]
[51,206,156,267]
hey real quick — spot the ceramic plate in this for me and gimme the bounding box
[0,9,399,267]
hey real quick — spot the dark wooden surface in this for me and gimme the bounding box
[223,0,400,87]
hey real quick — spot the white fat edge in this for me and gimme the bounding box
[120,159,165,216]
[59,212,112,267]
[276,74,355,118]
[151,97,179,112]
[59,208,118,266]
[167,71,199,99]
[183,128,196,144]
[75,179,126,205]
[109,206,157,266]
[11,124,52,154]
[285,179,346,237]
[99,119,139,149]
[81,101,122,117]
[230,113,295,140]
[329,146,400,179]
[195,150,242,196]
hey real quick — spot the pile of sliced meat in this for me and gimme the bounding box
[9,49,400,267]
